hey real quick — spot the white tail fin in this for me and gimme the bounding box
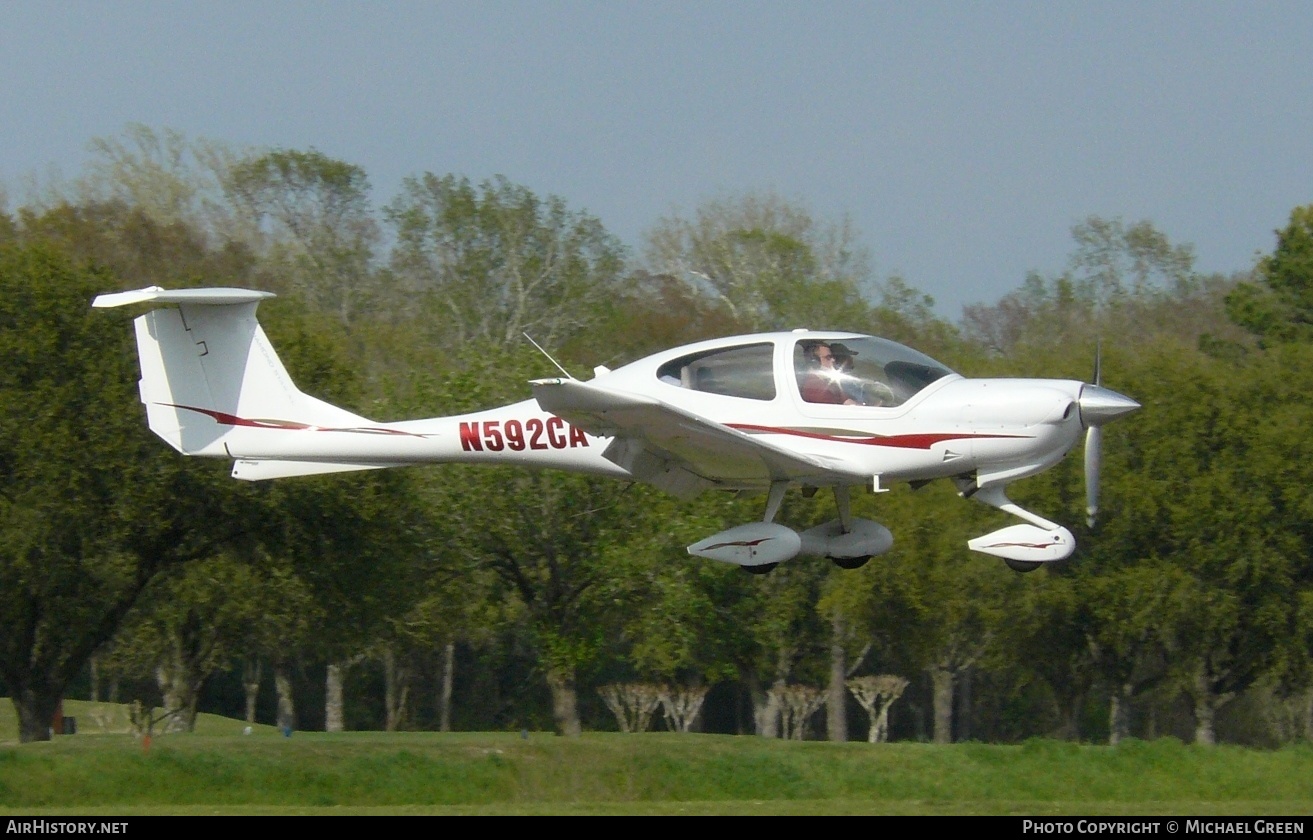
[93,287,373,458]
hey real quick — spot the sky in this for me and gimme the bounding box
[2,1,1310,318]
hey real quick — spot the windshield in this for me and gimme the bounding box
[794,336,955,407]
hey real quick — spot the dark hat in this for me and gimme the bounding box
[829,342,857,359]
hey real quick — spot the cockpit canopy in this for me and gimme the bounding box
[654,334,955,408]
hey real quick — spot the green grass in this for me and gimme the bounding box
[0,700,1310,815]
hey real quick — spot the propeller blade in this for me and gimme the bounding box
[1084,424,1102,528]
[1092,338,1102,387]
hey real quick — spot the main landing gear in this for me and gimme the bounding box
[686,483,891,575]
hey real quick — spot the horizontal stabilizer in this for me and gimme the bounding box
[231,459,393,481]
[93,286,276,308]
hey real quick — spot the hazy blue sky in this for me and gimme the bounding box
[3,1,1310,317]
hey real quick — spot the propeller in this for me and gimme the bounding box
[1078,339,1140,528]
[1084,342,1103,528]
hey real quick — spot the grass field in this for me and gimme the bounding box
[1,699,1311,815]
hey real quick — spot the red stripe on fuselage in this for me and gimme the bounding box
[161,404,430,437]
[726,423,1025,449]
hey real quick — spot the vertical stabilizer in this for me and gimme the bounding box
[94,287,370,456]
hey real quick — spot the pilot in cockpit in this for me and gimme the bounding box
[799,341,858,405]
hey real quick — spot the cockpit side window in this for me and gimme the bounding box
[656,343,776,401]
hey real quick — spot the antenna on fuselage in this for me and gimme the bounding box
[523,333,575,379]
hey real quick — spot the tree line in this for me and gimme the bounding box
[1,125,1310,746]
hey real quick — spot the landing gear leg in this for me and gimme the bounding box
[829,485,872,569]
[970,485,1061,530]
[963,484,1075,566]
[834,485,853,532]
[762,481,788,523]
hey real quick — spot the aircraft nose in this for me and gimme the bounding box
[1078,384,1140,427]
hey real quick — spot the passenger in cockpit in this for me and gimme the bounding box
[830,343,866,404]
[833,343,898,406]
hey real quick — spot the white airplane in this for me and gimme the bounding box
[94,286,1139,575]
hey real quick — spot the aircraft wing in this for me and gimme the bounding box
[530,377,847,499]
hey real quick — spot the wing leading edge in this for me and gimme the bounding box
[530,377,846,499]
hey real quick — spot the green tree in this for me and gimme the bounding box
[1106,340,1300,744]
[14,200,256,292]
[963,216,1245,357]
[71,124,252,246]
[371,177,632,734]
[983,569,1093,741]
[599,492,742,719]
[1080,561,1182,744]
[641,190,877,332]
[252,306,428,732]
[1068,216,1196,304]
[227,149,379,325]
[1216,208,1313,740]
[1227,205,1313,345]
[384,173,626,352]
[443,466,641,736]
[99,553,301,732]
[731,557,831,738]
[0,239,249,742]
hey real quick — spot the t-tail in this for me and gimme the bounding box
[93,286,391,479]
[94,286,626,482]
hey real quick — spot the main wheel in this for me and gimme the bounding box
[742,563,779,575]
[1005,558,1043,573]
[831,555,871,570]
